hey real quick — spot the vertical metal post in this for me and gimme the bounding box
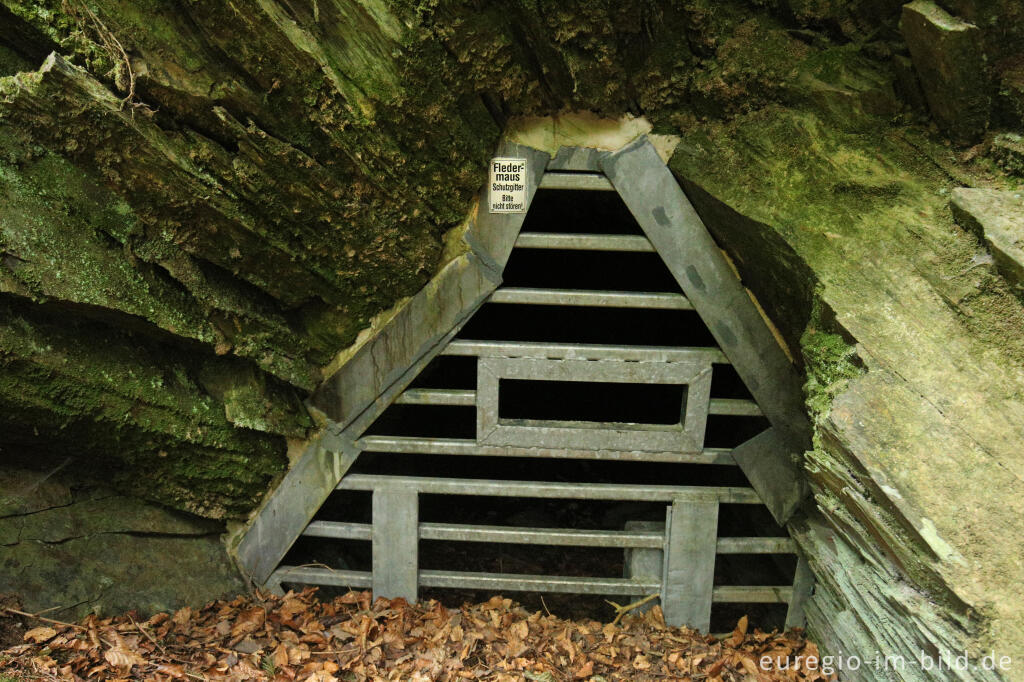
[623,520,665,612]
[372,483,419,603]
[785,554,815,629]
[661,499,718,631]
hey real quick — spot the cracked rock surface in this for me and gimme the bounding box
[0,465,244,619]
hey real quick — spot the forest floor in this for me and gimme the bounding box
[0,589,832,681]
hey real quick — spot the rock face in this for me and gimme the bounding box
[900,1,990,143]
[671,103,1024,677]
[992,134,1024,177]
[0,465,245,619]
[951,189,1024,293]
[0,0,1023,678]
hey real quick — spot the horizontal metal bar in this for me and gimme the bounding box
[300,519,794,555]
[538,172,614,191]
[394,388,476,406]
[716,537,796,554]
[419,570,659,595]
[711,586,793,603]
[419,523,664,548]
[357,436,735,465]
[338,474,761,503]
[443,340,728,364]
[514,232,655,252]
[302,520,372,541]
[708,398,763,417]
[274,566,794,604]
[271,565,372,588]
[489,288,693,310]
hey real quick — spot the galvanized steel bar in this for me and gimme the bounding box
[466,143,550,270]
[514,232,655,252]
[716,537,797,554]
[270,565,373,589]
[337,474,761,503]
[713,586,794,603]
[443,339,728,364]
[235,434,360,585]
[299,520,793,554]
[708,398,763,417]
[419,570,660,595]
[303,520,373,541]
[538,172,615,191]
[489,288,693,310]
[394,388,476,406]
[356,435,736,465]
[730,427,807,525]
[271,567,792,603]
[623,520,666,612]
[372,485,419,602]
[419,523,664,548]
[661,501,718,630]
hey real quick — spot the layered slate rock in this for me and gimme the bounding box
[0,466,245,619]
[900,1,989,143]
[951,189,1024,293]
[670,104,1024,676]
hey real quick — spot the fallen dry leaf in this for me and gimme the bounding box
[104,645,147,669]
[23,626,57,643]
[0,588,829,681]
[728,614,749,647]
[230,606,267,638]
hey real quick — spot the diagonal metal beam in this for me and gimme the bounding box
[600,137,811,523]
[466,141,551,271]
[234,430,359,584]
[730,427,808,524]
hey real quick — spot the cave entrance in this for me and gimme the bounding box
[237,139,814,633]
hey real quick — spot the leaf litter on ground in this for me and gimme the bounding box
[1,588,835,681]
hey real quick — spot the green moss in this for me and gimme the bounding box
[0,295,291,517]
[801,316,863,419]
[2,0,1020,525]
[0,42,31,75]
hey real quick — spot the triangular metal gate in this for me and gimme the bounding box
[235,138,814,632]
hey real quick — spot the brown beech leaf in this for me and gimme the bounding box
[103,645,147,669]
[728,614,749,647]
[231,606,267,638]
[155,662,187,678]
[574,659,594,678]
[23,627,57,643]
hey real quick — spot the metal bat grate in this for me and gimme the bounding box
[266,167,814,633]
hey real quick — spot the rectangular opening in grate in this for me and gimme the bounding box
[712,604,789,635]
[419,540,625,578]
[498,379,686,426]
[347,454,751,487]
[363,404,476,439]
[500,249,680,292]
[283,536,371,572]
[407,355,476,389]
[703,415,771,449]
[520,189,644,235]
[714,554,798,586]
